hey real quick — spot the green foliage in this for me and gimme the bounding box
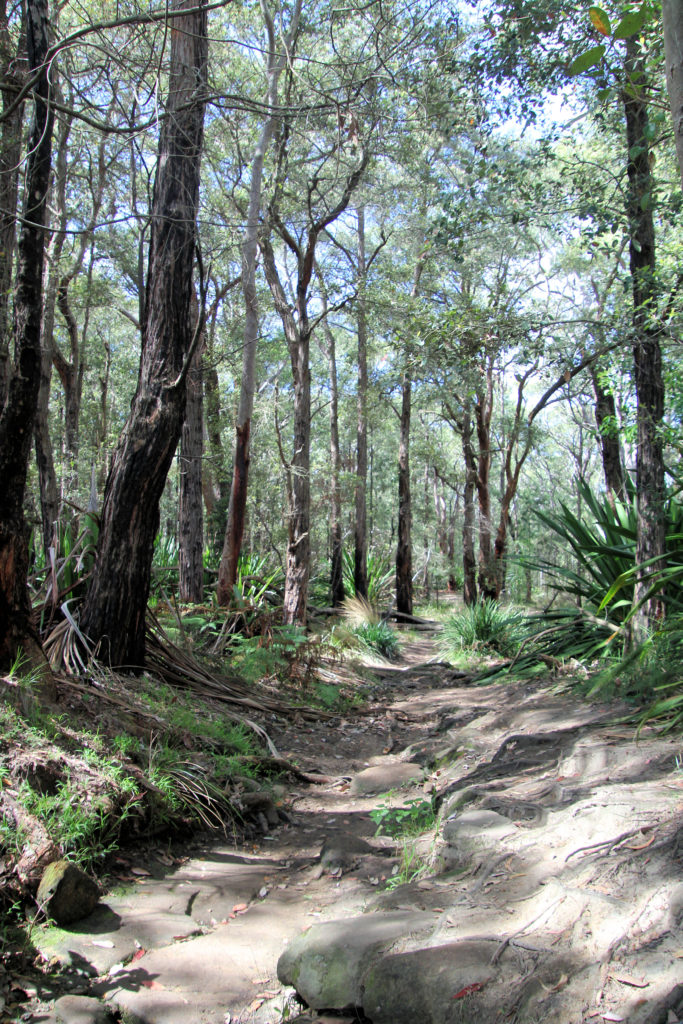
[231,553,284,609]
[222,623,308,683]
[17,777,137,872]
[370,795,436,837]
[440,599,527,659]
[341,549,394,605]
[351,620,401,659]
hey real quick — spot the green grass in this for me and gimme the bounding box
[351,620,401,659]
[440,599,528,660]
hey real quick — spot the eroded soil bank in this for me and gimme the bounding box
[8,637,683,1024]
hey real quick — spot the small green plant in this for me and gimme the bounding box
[440,599,527,659]
[352,620,401,659]
[370,795,436,837]
[384,837,431,890]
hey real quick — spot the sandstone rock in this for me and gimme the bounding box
[277,911,433,1009]
[441,809,517,869]
[361,941,498,1024]
[52,994,115,1023]
[349,762,423,796]
[315,834,376,876]
[37,859,99,925]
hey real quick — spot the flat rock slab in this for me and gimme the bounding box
[99,894,311,1024]
[277,910,434,1009]
[35,903,203,976]
[361,940,506,1024]
[46,995,117,1024]
[350,762,423,795]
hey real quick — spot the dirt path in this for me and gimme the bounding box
[19,636,683,1024]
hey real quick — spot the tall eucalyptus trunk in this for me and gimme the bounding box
[81,0,208,666]
[0,0,54,673]
[395,372,412,614]
[217,0,301,604]
[318,274,344,607]
[461,400,478,607]
[663,0,683,192]
[0,0,24,408]
[623,38,666,638]
[354,206,369,598]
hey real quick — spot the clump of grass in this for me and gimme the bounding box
[440,599,527,660]
[340,596,401,659]
[352,620,401,659]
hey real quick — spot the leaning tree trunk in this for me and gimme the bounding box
[623,38,666,639]
[395,371,413,614]
[80,0,208,666]
[0,0,54,674]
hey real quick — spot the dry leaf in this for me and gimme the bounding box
[613,975,648,989]
[453,982,485,1000]
[91,940,115,948]
[247,999,264,1012]
[232,902,248,913]
[131,867,151,876]
[141,979,165,990]
[600,1013,624,1021]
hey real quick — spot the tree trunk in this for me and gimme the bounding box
[179,321,205,604]
[396,372,413,614]
[80,0,208,666]
[461,401,478,606]
[589,364,626,505]
[0,0,54,674]
[475,355,495,598]
[0,0,24,409]
[283,326,312,624]
[217,0,300,604]
[623,38,666,638]
[354,206,369,599]
[663,0,683,193]
[318,275,344,607]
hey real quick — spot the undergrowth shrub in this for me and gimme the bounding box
[440,599,527,659]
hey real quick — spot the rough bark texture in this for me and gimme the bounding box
[179,336,205,604]
[623,39,666,637]
[395,373,413,615]
[663,0,683,192]
[0,0,54,673]
[590,364,626,506]
[0,0,23,408]
[354,207,369,599]
[80,0,207,666]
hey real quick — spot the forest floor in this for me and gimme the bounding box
[2,628,683,1024]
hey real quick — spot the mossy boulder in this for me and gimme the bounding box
[37,859,100,925]
[277,911,433,1010]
